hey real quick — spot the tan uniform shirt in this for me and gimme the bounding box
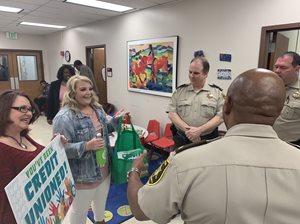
[273,79,300,142]
[138,124,300,224]
[166,83,224,135]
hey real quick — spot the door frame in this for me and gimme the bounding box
[258,22,300,68]
[86,45,107,103]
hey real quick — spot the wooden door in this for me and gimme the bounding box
[266,33,289,71]
[274,33,289,62]
[0,50,44,99]
[93,48,107,104]
[86,46,107,104]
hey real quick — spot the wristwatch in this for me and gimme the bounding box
[127,167,141,181]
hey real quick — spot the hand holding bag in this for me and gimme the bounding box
[112,114,147,184]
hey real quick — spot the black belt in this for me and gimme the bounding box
[170,124,219,148]
[290,139,300,146]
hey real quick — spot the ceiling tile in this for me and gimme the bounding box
[0,0,181,35]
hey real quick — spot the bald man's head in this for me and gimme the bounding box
[223,68,285,129]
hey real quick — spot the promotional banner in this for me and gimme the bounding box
[5,135,75,224]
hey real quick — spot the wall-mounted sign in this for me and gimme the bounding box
[219,53,232,62]
[217,69,232,80]
[5,32,18,40]
[194,50,204,57]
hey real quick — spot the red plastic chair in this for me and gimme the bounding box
[144,120,160,144]
[151,123,175,153]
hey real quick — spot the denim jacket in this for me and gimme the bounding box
[52,106,117,183]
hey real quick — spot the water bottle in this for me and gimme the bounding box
[95,131,107,167]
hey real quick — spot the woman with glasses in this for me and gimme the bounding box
[0,90,41,223]
[0,90,67,224]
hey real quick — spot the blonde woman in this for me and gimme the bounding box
[53,75,124,224]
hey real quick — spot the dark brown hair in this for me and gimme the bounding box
[280,51,300,67]
[0,90,39,136]
[57,64,76,80]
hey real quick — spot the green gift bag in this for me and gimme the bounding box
[112,115,147,184]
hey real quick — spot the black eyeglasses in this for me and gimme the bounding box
[11,106,35,113]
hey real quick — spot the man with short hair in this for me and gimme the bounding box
[127,68,300,224]
[167,56,224,148]
[273,51,300,145]
[74,59,99,95]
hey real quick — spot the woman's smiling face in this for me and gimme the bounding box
[9,95,33,132]
[63,68,72,82]
[74,80,94,108]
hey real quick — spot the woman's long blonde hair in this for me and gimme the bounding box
[63,75,100,112]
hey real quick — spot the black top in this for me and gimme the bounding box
[46,79,62,121]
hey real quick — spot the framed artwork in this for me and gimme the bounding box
[127,36,178,97]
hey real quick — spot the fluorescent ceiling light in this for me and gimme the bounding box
[0,5,23,13]
[20,22,67,29]
[65,0,133,12]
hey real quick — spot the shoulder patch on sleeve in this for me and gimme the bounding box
[147,159,170,186]
[208,83,223,92]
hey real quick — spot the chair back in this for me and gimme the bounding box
[164,123,173,138]
[147,120,160,138]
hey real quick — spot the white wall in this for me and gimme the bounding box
[2,0,300,130]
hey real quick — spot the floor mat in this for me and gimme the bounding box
[88,153,164,223]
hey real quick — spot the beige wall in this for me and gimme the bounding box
[2,0,300,129]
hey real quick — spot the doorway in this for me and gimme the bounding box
[86,45,107,104]
[0,49,44,99]
[258,22,300,69]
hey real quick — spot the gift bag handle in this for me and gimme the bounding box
[117,114,139,148]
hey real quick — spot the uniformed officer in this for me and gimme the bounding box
[167,56,224,148]
[273,51,300,145]
[127,68,300,224]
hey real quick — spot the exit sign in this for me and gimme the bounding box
[5,32,18,40]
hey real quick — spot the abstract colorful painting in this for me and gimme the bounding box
[127,36,178,97]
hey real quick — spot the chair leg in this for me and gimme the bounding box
[144,143,154,160]
[149,148,154,161]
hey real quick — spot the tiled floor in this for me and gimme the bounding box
[30,116,183,224]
